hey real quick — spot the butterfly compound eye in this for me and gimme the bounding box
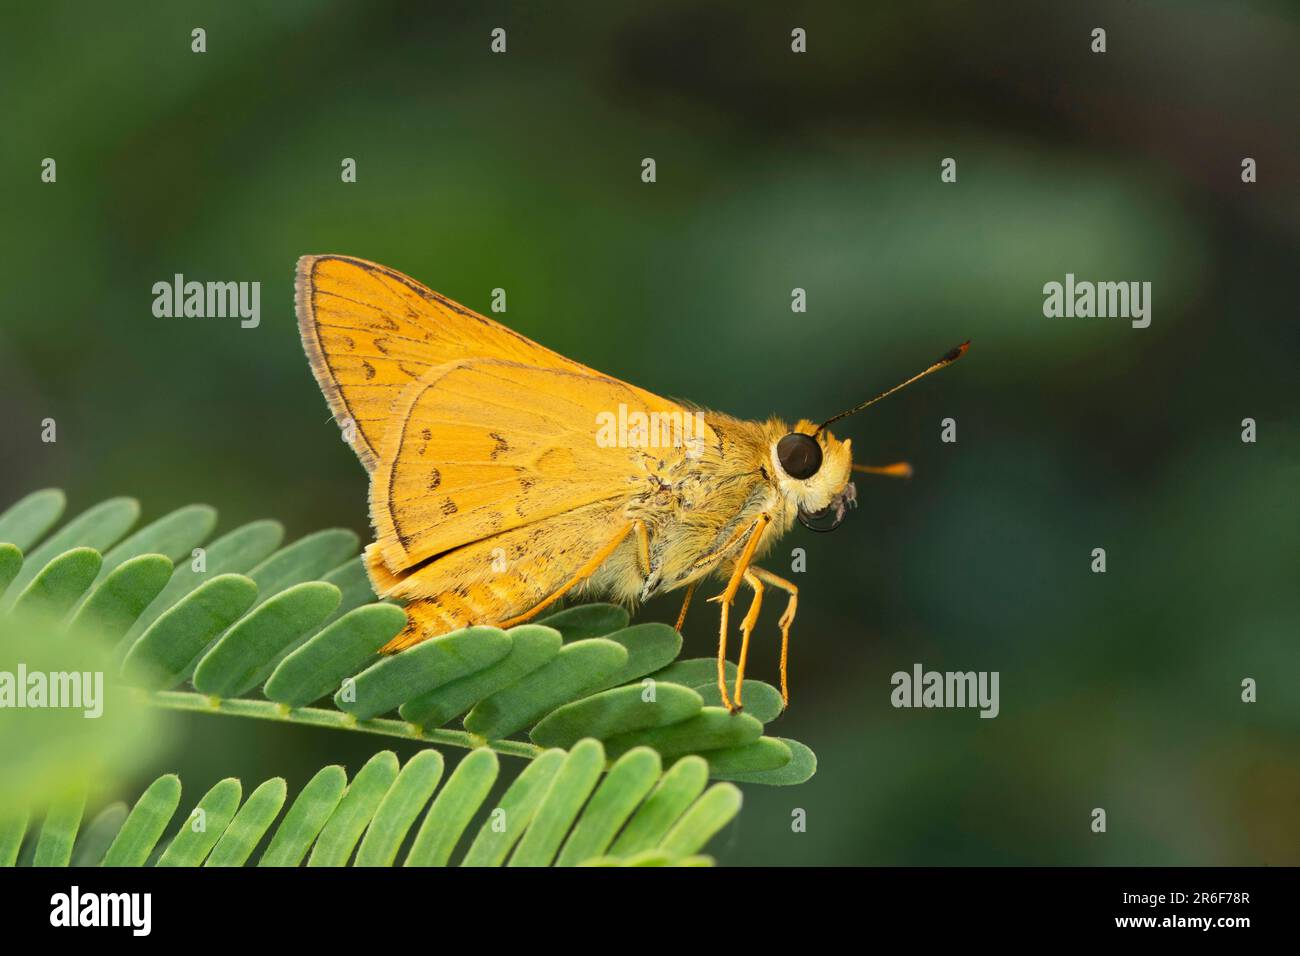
[776,432,823,480]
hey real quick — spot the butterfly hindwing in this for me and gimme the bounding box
[370,357,712,571]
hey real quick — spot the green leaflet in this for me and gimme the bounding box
[694,679,785,723]
[122,574,258,689]
[156,778,242,867]
[308,752,399,867]
[603,707,765,761]
[193,581,341,697]
[530,683,704,749]
[5,743,740,867]
[659,784,743,857]
[32,788,87,867]
[70,803,128,867]
[102,774,182,867]
[205,778,287,867]
[258,766,347,867]
[69,553,172,644]
[336,626,513,720]
[264,604,406,707]
[98,505,217,580]
[246,529,358,609]
[652,656,738,687]
[0,544,25,600]
[538,603,629,641]
[0,488,66,552]
[400,624,561,729]
[354,750,444,866]
[0,807,29,866]
[10,547,101,619]
[464,638,628,740]
[592,623,682,690]
[712,737,818,786]
[404,749,499,867]
[318,557,378,625]
[702,738,793,775]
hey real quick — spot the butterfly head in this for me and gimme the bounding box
[770,421,856,533]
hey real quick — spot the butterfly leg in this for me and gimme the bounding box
[682,519,758,579]
[732,570,765,709]
[634,519,652,577]
[674,582,696,632]
[708,513,771,713]
[496,521,637,628]
[751,566,798,707]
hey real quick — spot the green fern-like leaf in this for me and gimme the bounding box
[4,744,737,867]
[0,489,816,785]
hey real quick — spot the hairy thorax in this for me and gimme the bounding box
[587,411,794,605]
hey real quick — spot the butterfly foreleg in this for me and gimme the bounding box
[682,518,758,579]
[751,566,797,707]
[633,519,652,579]
[708,512,772,713]
[732,569,765,709]
[495,520,640,629]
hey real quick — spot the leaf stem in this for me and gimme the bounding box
[139,690,543,761]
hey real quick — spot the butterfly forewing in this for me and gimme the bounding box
[295,254,595,471]
[372,359,697,570]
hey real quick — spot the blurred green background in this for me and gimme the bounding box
[2,1,1297,865]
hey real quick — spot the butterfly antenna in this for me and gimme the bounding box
[816,341,969,435]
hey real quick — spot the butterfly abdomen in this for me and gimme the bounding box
[365,506,630,651]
